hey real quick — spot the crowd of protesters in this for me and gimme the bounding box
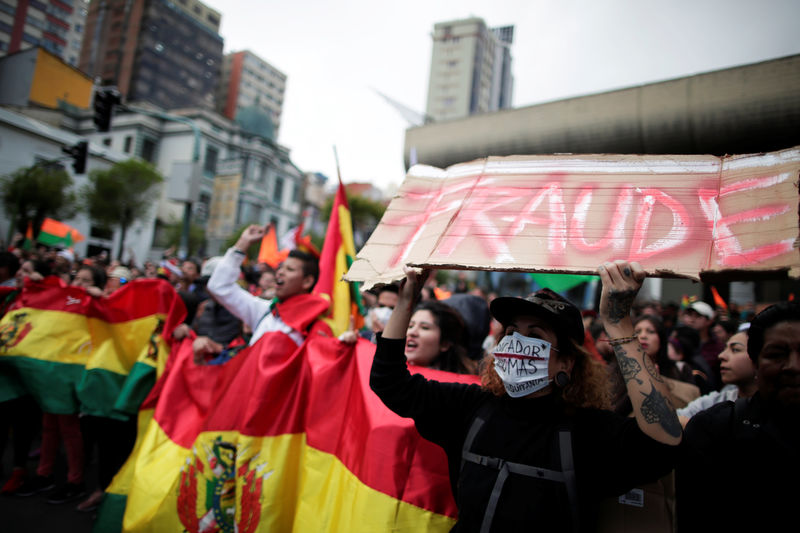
[1,228,797,531]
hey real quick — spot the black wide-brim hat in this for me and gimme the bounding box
[489,288,585,345]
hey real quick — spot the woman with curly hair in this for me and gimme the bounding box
[371,261,681,532]
[405,300,476,374]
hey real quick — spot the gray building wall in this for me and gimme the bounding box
[407,54,800,170]
[0,48,36,106]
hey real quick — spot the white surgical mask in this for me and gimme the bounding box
[492,332,554,398]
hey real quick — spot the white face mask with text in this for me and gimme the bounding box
[492,332,554,398]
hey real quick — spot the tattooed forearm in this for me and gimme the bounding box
[639,385,682,438]
[605,289,636,324]
[640,346,664,383]
[614,345,643,385]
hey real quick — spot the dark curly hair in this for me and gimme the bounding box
[412,300,474,374]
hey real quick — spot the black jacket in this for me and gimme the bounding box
[677,394,800,532]
[371,337,677,532]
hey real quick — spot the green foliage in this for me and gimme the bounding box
[82,159,164,259]
[1,164,77,236]
[157,218,206,258]
[320,190,386,247]
[321,193,385,226]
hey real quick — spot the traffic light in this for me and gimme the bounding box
[62,140,88,174]
[93,87,121,132]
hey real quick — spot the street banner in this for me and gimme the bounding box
[0,278,185,417]
[101,335,479,532]
[345,147,800,287]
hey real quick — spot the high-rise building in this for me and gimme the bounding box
[216,50,286,139]
[425,17,514,122]
[78,0,224,110]
[0,0,89,67]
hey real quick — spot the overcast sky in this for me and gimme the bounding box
[203,0,800,192]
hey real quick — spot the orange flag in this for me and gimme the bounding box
[257,225,288,268]
[710,286,728,312]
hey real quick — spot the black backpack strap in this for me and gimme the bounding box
[461,402,493,471]
[558,429,580,533]
[460,402,581,533]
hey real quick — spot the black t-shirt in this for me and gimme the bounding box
[370,337,677,532]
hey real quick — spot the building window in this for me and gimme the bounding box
[292,182,300,203]
[273,177,283,204]
[203,146,218,176]
[140,138,157,163]
[102,137,112,146]
[123,136,133,153]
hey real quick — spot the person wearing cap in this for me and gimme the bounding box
[680,300,725,389]
[371,260,681,531]
[196,224,332,361]
[677,302,800,531]
[104,265,131,296]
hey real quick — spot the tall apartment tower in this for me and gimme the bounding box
[216,50,286,138]
[425,18,514,122]
[78,0,224,110]
[0,0,89,66]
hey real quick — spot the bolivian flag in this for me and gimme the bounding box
[0,278,185,417]
[314,178,365,337]
[101,334,479,532]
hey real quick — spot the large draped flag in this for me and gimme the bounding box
[0,278,185,417]
[314,178,366,336]
[98,333,480,532]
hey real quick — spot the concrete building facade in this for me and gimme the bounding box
[216,50,286,139]
[69,103,306,257]
[0,0,89,66]
[78,0,223,111]
[0,106,128,257]
[408,54,800,171]
[0,47,93,110]
[425,17,514,122]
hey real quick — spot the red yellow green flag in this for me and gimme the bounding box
[36,217,85,247]
[0,278,185,417]
[102,334,479,532]
[314,178,365,336]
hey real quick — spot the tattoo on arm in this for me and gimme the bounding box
[605,289,636,324]
[639,385,682,438]
[614,345,643,385]
[640,347,664,384]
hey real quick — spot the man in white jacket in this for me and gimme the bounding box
[194,224,332,360]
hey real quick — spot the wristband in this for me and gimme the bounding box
[607,335,638,346]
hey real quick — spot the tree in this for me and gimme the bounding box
[82,159,164,260]
[156,218,206,258]
[1,163,77,242]
[321,192,386,248]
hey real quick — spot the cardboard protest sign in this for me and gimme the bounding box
[345,147,799,286]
